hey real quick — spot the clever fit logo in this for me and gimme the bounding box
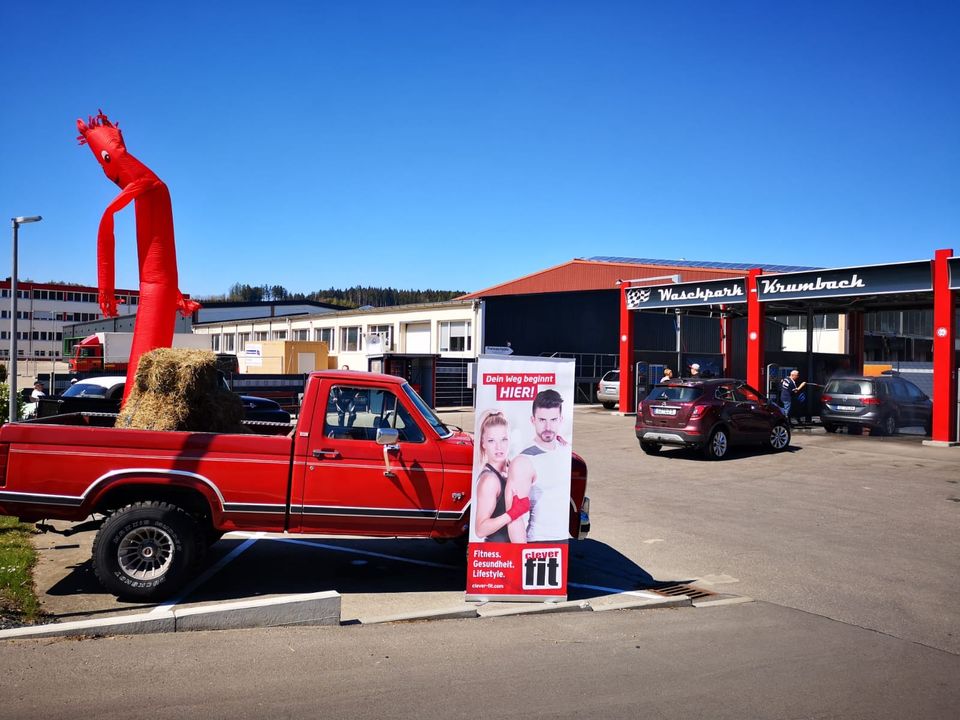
[522,547,563,590]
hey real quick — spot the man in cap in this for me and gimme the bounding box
[689,363,700,377]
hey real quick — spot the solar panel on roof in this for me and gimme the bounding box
[587,256,820,273]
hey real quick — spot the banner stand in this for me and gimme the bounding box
[465,355,575,603]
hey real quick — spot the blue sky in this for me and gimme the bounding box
[1,1,957,298]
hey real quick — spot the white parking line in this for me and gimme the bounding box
[147,533,265,616]
[233,533,461,570]
[569,582,659,597]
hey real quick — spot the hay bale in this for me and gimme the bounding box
[117,348,246,433]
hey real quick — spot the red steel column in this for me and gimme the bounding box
[619,285,635,413]
[931,249,956,443]
[746,269,764,391]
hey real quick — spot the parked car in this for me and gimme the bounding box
[820,374,932,436]
[38,376,292,424]
[635,378,790,459]
[596,370,620,409]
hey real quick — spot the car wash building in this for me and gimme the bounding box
[618,250,959,446]
[462,256,816,403]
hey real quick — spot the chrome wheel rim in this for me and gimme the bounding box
[711,431,727,457]
[770,425,789,449]
[117,526,174,581]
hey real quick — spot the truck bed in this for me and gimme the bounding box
[0,416,296,530]
[24,411,295,436]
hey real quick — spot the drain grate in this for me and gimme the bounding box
[645,582,717,600]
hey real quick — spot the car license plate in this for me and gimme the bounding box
[652,407,677,416]
[836,405,857,411]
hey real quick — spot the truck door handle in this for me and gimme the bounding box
[313,449,341,460]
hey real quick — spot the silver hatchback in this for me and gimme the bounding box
[820,375,932,435]
[596,370,620,409]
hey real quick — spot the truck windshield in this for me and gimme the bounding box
[402,383,453,438]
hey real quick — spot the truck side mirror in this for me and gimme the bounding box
[376,427,400,446]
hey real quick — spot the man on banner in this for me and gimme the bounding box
[506,389,572,543]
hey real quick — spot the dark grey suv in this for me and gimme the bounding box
[820,375,932,436]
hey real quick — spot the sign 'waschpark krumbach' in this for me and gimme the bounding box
[626,261,934,310]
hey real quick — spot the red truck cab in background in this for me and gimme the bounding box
[0,370,589,600]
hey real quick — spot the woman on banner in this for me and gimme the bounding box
[506,389,572,543]
[473,410,530,542]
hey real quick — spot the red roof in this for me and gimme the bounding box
[459,259,748,299]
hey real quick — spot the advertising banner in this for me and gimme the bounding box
[466,355,575,602]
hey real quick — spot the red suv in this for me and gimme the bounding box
[636,379,791,460]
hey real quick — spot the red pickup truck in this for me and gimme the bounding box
[0,370,589,600]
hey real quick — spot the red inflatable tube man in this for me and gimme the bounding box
[77,111,200,402]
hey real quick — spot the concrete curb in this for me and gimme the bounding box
[2,588,731,639]
[479,600,592,618]
[692,595,754,608]
[0,611,175,640]
[0,591,341,641]
[590,595,692,612]
[173,591,341,631]
[359,606,479,624]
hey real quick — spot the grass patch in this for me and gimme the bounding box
[0,515,45,626]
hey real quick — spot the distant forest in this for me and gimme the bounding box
[198,283,466,308]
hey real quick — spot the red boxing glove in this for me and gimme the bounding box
[507,493,530,521]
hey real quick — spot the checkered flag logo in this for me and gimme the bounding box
[626,288,651,309]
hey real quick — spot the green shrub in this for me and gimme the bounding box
[0,383,24,424]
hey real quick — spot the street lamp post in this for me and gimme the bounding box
[10,215,42,423]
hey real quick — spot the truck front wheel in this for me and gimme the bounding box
[92,501,199,601]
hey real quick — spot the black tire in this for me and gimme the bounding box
[703,427,729,460]
[881,414,898,436]
[601,402,615,410]
[766,423,791,452]
[92,501,199,601]
[640,441,661,455]
[823,423,840,433]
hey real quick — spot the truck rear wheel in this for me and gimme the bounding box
[92,501,199,601]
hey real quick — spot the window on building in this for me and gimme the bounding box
[771,314,839,331]
[237,333,249,351]
[272,330,287,341]
[211,335,221,352]
[293,328,309,341]
[314,327,334,350]
[341,326,361,352]
[223,334,235,352]
[255,331,269,341]
[367,324,393,351]
[439,320,472,352]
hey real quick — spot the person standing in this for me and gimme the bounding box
[506,389,572,543]
[660,368,674,383]
[780,370,807,425]
[688,363,700,377]
[31,381,47,401]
